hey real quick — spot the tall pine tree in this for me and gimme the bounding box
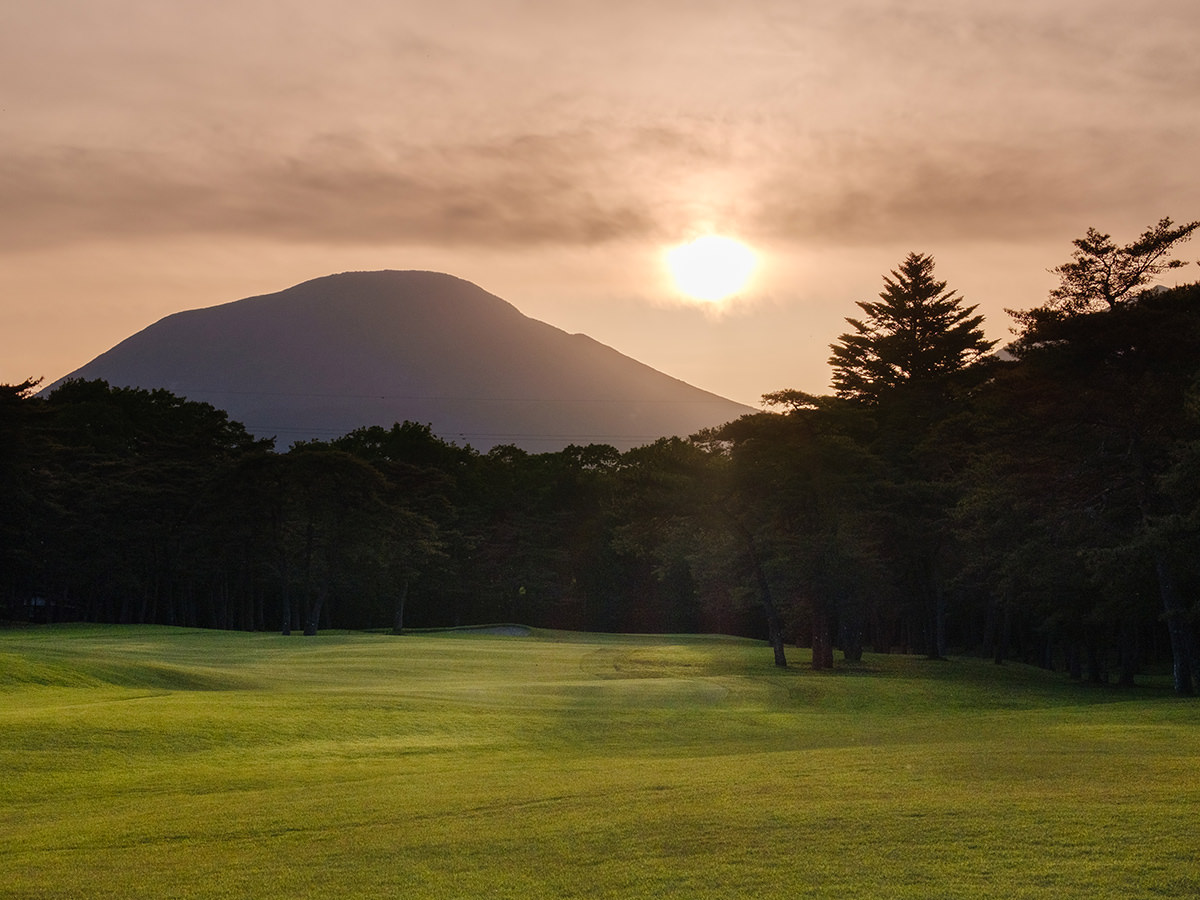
[829,252,994,403]
[827,253,994,658]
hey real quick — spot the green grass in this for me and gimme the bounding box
[1,625,1198,899]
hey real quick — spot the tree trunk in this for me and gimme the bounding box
[1117,619,1138,687]
[304,584,326,636]
[1153,552,1196,696]
[993,597,1011,666]
[280,584,292,635]
[392,578,409,634]
[728,514,787,667]
[811,606,834,670]
[926,581,947,660]
[1067,642,1082,680]
[1130,440,1195,696]
[763,591,788,668]
[839,616,864,663]
[1085,634,1107,684]
[1040,633,1055,671]
[872,606,890,654]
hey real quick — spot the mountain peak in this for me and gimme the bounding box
[47,270,753,450]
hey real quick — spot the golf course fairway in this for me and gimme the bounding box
[2,625,1198,899]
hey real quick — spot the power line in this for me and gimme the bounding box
[240,420,706,447]
[172,386,742,406]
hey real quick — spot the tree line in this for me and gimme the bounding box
[3,218,1199,693]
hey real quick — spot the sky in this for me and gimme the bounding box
[4,0,1199,407]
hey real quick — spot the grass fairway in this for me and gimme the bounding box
[2,626,1198,899]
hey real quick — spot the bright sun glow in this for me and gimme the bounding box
[666,235,757,303]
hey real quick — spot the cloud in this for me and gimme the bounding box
[0,130,677,251]
[4,0,1197,256]
[6,112,1195,258]
[747,127,1200,246]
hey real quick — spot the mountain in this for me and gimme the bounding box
[46,270,754,451]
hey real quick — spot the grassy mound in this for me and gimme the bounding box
[1,625,1197,899]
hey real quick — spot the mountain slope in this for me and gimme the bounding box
[47,270,754,450]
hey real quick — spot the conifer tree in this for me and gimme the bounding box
[829,252,995,403]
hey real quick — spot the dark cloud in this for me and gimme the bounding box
[0,131,672,250]
[4,113,1194,256]
[748,128,1198,245]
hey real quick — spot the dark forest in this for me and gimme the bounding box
[4,221,1199,694]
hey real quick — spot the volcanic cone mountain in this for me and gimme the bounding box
[47,270,753,450]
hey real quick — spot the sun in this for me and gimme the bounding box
[666,235,757,303]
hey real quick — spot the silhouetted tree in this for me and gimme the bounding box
[0,380,48,620]
[1047,217,1195,313]
[720,394,884,668]
[275,444,393,635]
[331,423,465,631]
[826,255,996,658]
[829,252,995,404]
[613,437,739,641]
[36,380,262,626]
[1001,280,1200,694]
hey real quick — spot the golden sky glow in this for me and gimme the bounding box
[2,1,1198,405]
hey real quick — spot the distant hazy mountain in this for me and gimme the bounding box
[46,270,754,451]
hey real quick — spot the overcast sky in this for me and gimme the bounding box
[4,0,1198,406]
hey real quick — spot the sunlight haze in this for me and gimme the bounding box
[666,235,758,305]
